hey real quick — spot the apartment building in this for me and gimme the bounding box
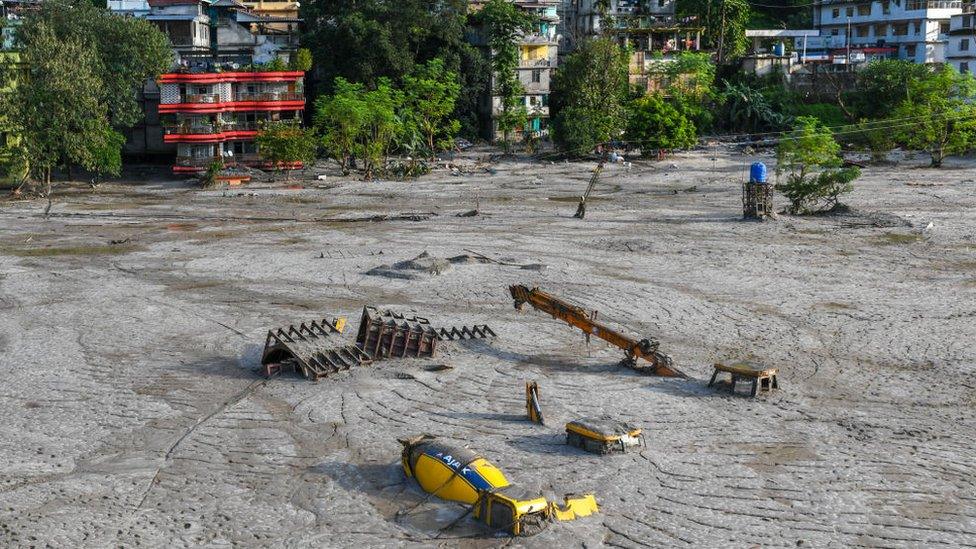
[111,0,304,173]
[946,4,976,73]
[470,0,560,141]
[561,0,702,92]
[813,0,963,64]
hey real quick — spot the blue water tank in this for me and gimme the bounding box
[773,42,785,56]
[750,162,768,184]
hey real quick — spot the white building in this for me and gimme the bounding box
[946,5,976,73]
[813,0,964,64]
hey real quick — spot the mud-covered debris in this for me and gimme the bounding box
[365,251,452,279]
[456,209,479,217]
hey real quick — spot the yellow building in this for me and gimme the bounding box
[239,0,299,20]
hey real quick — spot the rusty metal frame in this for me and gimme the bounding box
[261,318,372,381]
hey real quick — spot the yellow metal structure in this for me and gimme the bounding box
[510,284,686,377]
[399,436,598,536]
[566,418,644,454]
[332,316,347,333]
[525,381,543,425]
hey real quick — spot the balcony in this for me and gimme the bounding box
[234,92,304,102]
[519,57,552,68]
[163,122,261,143]
[182,94,221,104]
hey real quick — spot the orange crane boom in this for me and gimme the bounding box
[509,285,686,378]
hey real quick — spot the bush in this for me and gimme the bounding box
[775,116,858,214]
[625,94,697,156]
[789,103,847,128]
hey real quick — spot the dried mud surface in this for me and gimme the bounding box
[1,148,975,548]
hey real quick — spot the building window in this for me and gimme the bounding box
[962,38,970,51]
[964,16,972,27]
[832,8,840,17]
[831,28,840,36]
[531,69,542,83]
[940,22,949,35]
[542,94,549,107]
[857,4,871,15]
[882,1,890,14]
[906,0,924,9]
[658,0,665,6]
[874,24,888,36]
[962,62,970,73]
[893,23,908,36]
[913,22,920,34]
[846,7,854,16]
[856,25,869,37]
[906,44,917,57]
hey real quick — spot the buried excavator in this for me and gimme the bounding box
[399,435,598,536]
[509,284,686,378]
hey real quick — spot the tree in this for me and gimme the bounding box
[0,22,109,191]
[847,59,931,120]
[255,121,317,180]
[625,94,697,156]
[313,77,402,180]
[550,37,629,155]
[20,0,172,128]
[719,79,790,133]
[775,116,859,214]
[401,58,462,157]
[677,0,750,62]
[647,51,717,132]
[892,65,976,167]
[478,0,533,151]
[290,48,313,72]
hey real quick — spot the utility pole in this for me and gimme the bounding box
[717,0,727,64]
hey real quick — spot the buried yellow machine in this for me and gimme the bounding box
[399,435,598,536]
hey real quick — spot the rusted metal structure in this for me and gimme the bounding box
[743,182,774,220]
[355,307,441,360]
[509,284,685,377]
[355,307,496,360]
[261,318,372,380]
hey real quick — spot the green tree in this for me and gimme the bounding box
[892,65,976,167]
[677,0,750,62]
[290,48,313,72]
[478,0,533,151]
[255,121,317,180]
[647,51,717,132]
[0,23,109,191]
[550,37,629,155]
[314,78,369,173]
[313,77,402,180]
[719,79,790,132]
[625,94,697,156]
[20,0,172,128]
[775,116,859,214]
[848,59,931,120]
[401,58,462,156]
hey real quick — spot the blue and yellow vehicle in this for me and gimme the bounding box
[400,435,598,536]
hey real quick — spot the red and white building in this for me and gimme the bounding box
[113,0,305,173]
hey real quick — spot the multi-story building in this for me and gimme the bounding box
[946,4,976,73]
[111,0,304,173]
[470,0,560,141]
[561,0,702,93]
[239,0,299,21]
[813,0,963,64]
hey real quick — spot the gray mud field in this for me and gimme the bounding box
[1,148,975,548]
